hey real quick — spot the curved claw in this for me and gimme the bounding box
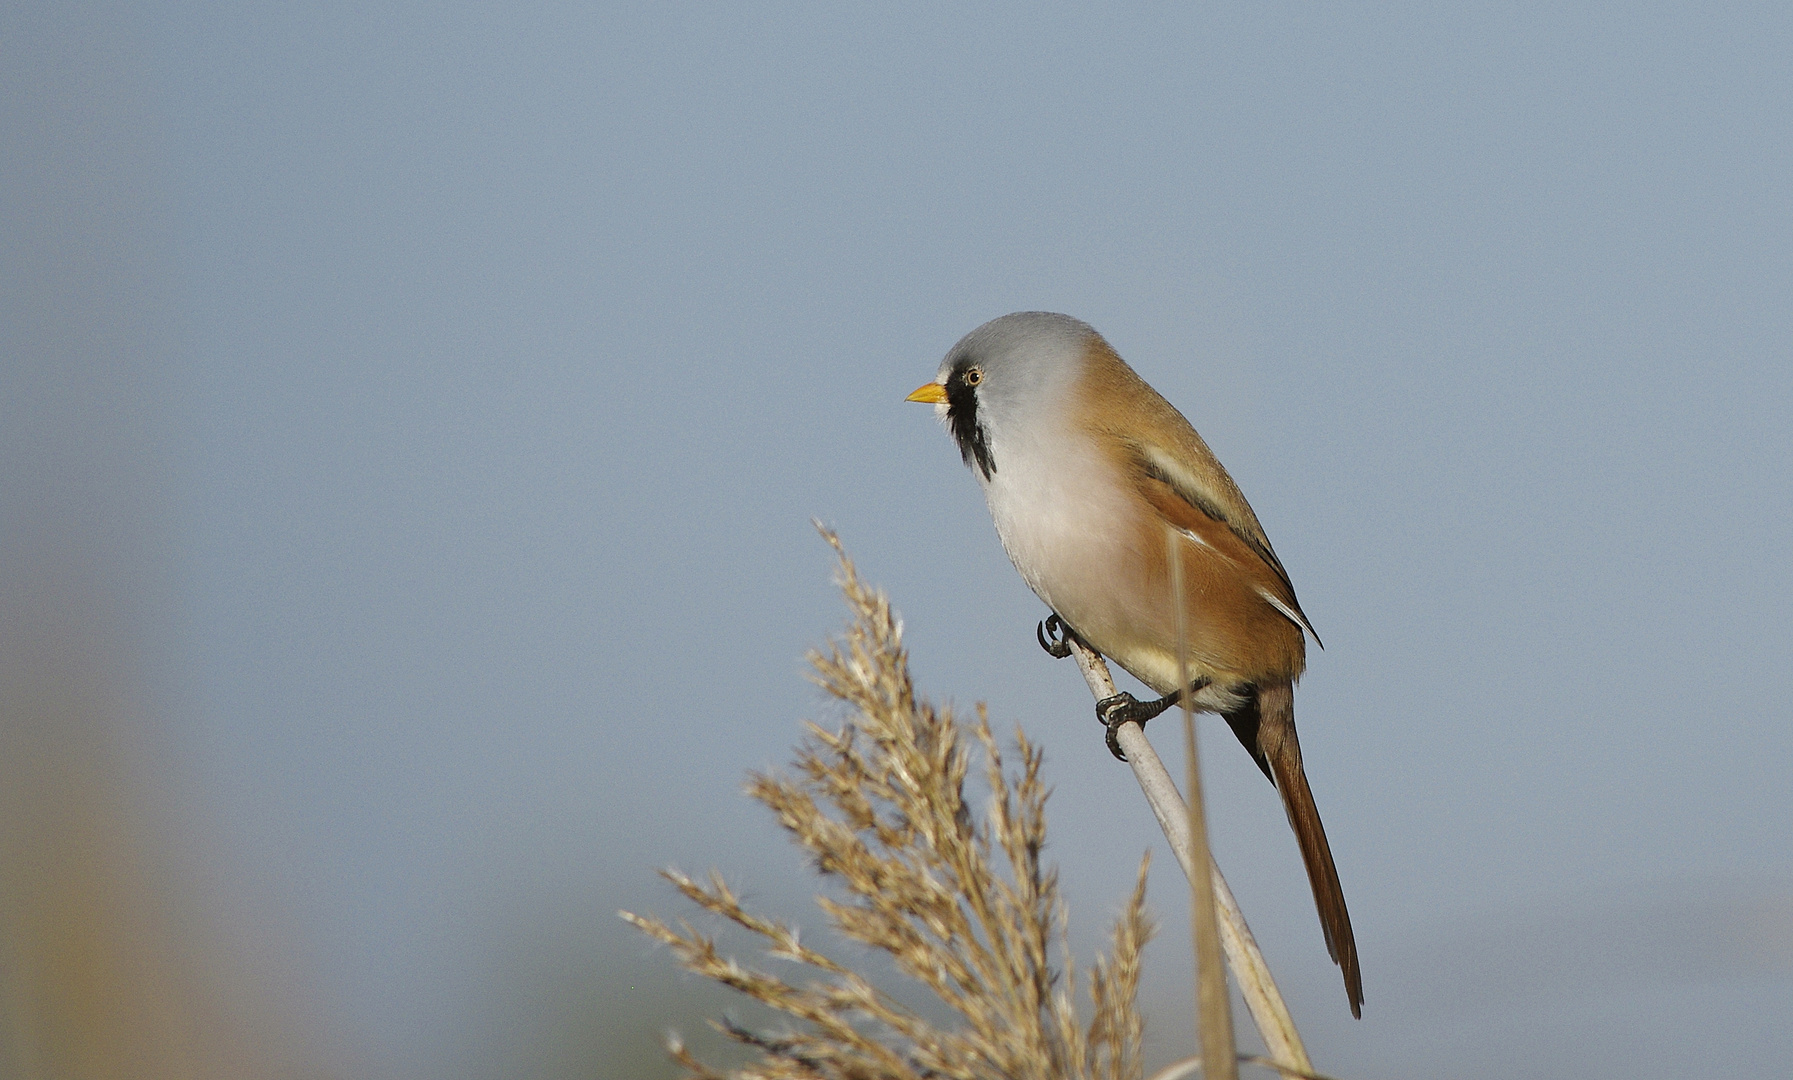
[1104,717,1130,761]
[1036,614,1074,659]
[1095,693,1140,761]
[1094,685,1205,762]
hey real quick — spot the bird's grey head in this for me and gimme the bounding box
[931,311,1098,481]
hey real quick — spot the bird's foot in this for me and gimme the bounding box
[1095,685,1204,761]
[1036,613,1077,659]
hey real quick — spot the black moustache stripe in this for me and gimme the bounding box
[946,373,995,480]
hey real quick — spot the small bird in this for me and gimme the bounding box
[907,311,1362,1017]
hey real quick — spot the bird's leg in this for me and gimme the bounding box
[1035,613,1079,658]
[1037,615,1210,760]
[1096,679,1210,761]
[1095,691,1179,759]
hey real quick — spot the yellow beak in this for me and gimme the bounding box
[905,381,948,404]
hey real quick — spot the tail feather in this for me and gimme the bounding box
[1231,682,1364,1018]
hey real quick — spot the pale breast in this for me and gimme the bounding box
[979,426,1160,656]
[977,423,1286,706]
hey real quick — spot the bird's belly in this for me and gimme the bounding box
[981,445,1172,669]
[979,440,1277,704]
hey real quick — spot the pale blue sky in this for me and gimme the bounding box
[6,3,1791,1077]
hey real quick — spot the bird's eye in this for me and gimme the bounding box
[965,369,983,386]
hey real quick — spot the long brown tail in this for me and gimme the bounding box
[1225,681,1364,1018]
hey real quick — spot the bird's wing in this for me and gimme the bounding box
[1132,444,1322,646]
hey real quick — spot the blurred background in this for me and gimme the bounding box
[4,2,1790,1077]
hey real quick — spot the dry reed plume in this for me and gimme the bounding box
[621,531,1153,1080]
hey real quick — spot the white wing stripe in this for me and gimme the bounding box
[1258,587,1312,637]
[1176,526,1215,550]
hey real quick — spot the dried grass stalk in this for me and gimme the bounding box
[1064,644,1314,1080]
[621,530,1153,1080]
[1168,531,1237,1080]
